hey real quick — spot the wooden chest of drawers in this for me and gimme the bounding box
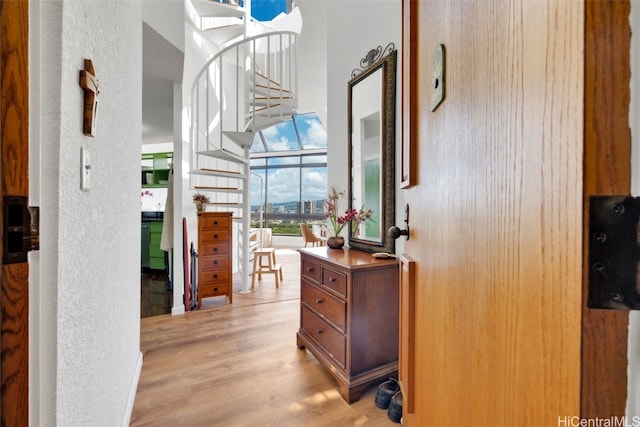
[197,212,233,307]
[296,247,399,403]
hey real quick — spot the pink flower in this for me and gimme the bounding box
[324,187,374,237]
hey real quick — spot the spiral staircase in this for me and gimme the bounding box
[188,0,302,293]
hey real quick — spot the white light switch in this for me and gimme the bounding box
[81,147,91,191]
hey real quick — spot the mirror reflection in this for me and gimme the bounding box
[348,47,396,253]
[351,70,382,242]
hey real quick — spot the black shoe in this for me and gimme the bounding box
[374,379,400,409]
[387,391,402,423]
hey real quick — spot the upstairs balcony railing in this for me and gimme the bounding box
[189,30,299,166]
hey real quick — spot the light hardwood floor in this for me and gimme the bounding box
[130,249,398,426]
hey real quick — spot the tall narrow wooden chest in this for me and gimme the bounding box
[197,212,233,307]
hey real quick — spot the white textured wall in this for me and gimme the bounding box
[33,1,143,425]
[296,0,327,126]
[143,0,185,52]
[326,0,402,249]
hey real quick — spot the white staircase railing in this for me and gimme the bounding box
[189,29,298,293]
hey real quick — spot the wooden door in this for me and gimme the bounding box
[398,0,628,425]
[1,1,30,425]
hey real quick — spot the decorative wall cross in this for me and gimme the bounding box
[79,59,99,137]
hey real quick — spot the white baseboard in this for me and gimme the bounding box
[172,304,186,316]
[122,351,143,427]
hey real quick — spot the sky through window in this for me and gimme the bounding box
[250,114,327,153]
[250,114,328,209]
[251,0,287,21]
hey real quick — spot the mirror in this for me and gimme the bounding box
[348,46,396,253]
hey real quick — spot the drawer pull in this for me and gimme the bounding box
[213,274,218,279]
[213,234,218,239]
[214,287,218,292]
[306,267,314,272]
[315,298,324,304]
[213,260,218,265]
[316,329,323,334]
[213,248,218,253]
[329,277,336,283]
[213,221,219,225]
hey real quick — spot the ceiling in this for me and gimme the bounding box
[142,22,184,145]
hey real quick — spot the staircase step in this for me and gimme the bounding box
[192,185,243,194]
[223,131,256,148]
[201,16,243,29]
[197,148,249,164]
[251,89,297,110]
[191,0,244,18]
[243,115,291,132]
[251,95,295,106]
[203,22,245,45]
[252,72,283,88]
[247,103,296,119]
[190,168,248,179]
[207,202,244,208]
[252,84,293,97]
[250,97,297,111]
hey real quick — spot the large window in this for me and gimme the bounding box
[250,0,290,21]
[250,114,327,235]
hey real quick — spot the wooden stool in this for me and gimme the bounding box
[251,248,283,289]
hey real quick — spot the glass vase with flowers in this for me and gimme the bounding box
[324,187,374,249]
[192,193,210,212]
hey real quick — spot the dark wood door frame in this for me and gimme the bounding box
[582,0,631,418]
[0,0,632,424]
[1,0,30,425]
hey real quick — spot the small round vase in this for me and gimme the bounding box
[195,202,204,212]
[326,236,345,249]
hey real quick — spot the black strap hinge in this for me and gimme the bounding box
[589,195,640,309]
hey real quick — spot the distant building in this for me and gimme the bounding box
[303,199,317,214]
